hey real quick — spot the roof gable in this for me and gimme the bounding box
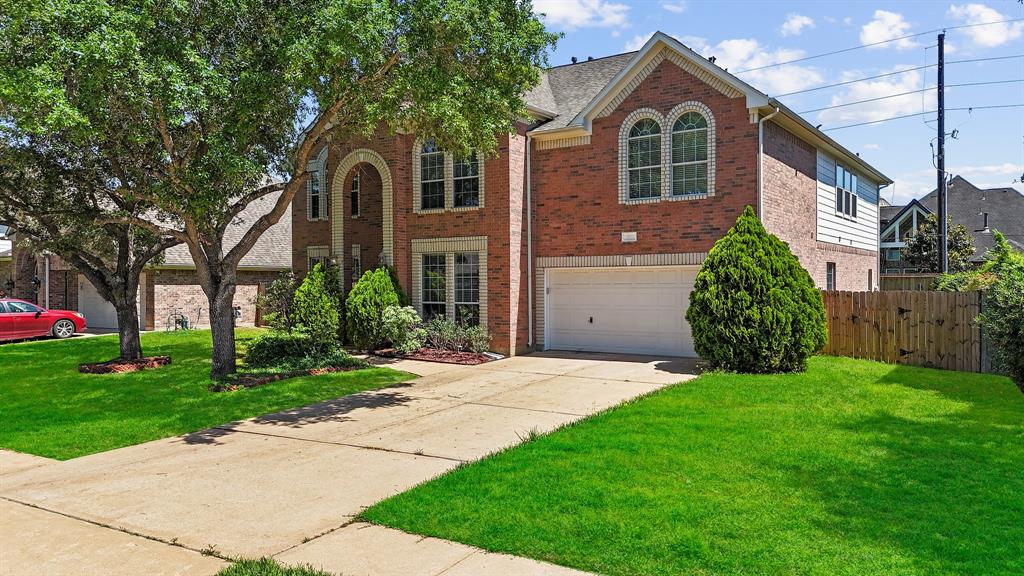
[879,199,931,238]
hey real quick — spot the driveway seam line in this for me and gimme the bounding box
[0,495,231,562]
[462,400,584,417]
[209,426,466,463]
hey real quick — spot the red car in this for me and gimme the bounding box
[0,298,87,341]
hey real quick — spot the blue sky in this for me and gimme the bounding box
[534,0,1024,204]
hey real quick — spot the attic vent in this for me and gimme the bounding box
[588,56,593,61]
[571,56,577,64]
[708,56,716,64]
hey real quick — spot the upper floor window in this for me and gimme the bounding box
[420,140,446,211]
[350,173,360,217]
[413,138,485,213]
[671,112,709,196]
[307,148,329,221]
[627,118,661,200]
[453,153,480,208]
[835,164,858,219]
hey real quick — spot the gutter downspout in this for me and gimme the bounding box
[43,253,50,309]
[526,132,534,349]
[757,107,781,219]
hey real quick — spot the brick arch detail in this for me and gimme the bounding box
[331,148,394,266]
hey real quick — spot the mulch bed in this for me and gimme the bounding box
[214,366,361,392]
[79,356,172,374]
[378,347,492,365]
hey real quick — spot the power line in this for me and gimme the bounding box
[798,79,1024,114]
[734,17,1024,74]
[776,54,1024,98]
[822,104,1024,131]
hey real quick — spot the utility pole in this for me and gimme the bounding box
[936,32,948,273]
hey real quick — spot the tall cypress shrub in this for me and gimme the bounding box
[686,206,827,373]
[346,267,402,352]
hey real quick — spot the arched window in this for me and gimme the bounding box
[627,118,661,200]
[419,140,445,210]
[671,111,709,196]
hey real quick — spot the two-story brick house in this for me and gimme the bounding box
[292,33,890,357]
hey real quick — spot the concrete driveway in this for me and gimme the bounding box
[0,352,698,576]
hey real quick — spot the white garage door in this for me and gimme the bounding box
[78,275,144,330]
[546,266,698,357]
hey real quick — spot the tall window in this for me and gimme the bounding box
[671,112,709,196]
[627,118,661,200]
[351,245,362,282]
[308,165,322,220]
[835,164,858,219]
[421,254,447,320]
[826,262,836,291]
[454,252,480,326]
[420,140,445,210]
[453,153,480,208]
[350,173,360,217]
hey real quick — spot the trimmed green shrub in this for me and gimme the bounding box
[975,232,1024,390]
[383,265,411,306]
[321,262,347,341]
[346,267,402,351]
[423,316,491,353]
[292,263,340,345]
[381,305,426,354]
[254,272,298,332]
[686,205,827,373]
[244,332,365,371]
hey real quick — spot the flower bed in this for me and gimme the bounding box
[378,347,492,365]
[79,356,172,374]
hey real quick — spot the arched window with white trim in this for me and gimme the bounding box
[626,118,661,200]
[671,111,709,196]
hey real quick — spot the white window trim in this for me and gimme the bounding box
[306,147,329,222]
[412,138,485,214]
[306,245,330,272]
[410,236,488,327]
[618,102,716,205]
[666,101,716,201]
[834,163,858,221]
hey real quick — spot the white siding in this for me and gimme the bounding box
[815,150,879,251]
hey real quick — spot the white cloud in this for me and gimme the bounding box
[534,0,629,30]
[948,4,1024,48]
[861,10,918,49]
[843,16,853,26]
[954,162,1024,180]
[863,143,881,150]
[685,36,825,94]
[780,14,815,37]
[661,1,686,13]
[624,31,655,51]
[817,65,925,124]
[891,163,1024,203]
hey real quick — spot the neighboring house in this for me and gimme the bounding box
[4,193,291,330]
[879,176,1024,274]
[291,32,890,357]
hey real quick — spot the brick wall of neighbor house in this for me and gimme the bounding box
[143,269,279,330]
[761,121,878,291]
[531,59,759,259]
[291,131,524,354]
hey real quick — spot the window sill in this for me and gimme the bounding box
[621,191,712,205]
[833,211,858,222]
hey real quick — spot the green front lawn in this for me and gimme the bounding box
[0,329,413,460]
[364,356,1024,576]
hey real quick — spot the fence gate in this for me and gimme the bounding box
[821,290,982,372]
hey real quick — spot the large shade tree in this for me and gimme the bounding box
[1,0,556,378]
[0,133,179,360]
[902,215,975,273]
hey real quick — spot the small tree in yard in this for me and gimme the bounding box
[903,215,975,273]
[347,268,401,352]
[292,264,340,346]
[1,0,556,378]
[686,206,827,373]
[255,272,299,333]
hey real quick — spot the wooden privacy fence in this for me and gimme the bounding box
[880,274,940,291]
[821,290,982,372]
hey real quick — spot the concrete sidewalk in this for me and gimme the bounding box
[1,352,698,575]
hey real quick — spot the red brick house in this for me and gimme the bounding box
[292,33,890,357]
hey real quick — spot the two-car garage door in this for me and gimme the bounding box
[545,266,698,357]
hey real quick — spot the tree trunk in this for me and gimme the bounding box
[207,279,238,380]
[113,293,143,361]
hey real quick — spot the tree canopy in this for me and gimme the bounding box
[902,214,975,273]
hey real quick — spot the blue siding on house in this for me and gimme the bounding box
[817,151,879,202]
[857,175,879,203]
[817,153,835,187]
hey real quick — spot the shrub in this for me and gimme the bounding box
[381,305,426,354]
[975,232,1024,390]
[383,265,411,306]
[685,205,827,373]
[423,316,491,353]
[320,262,347,341]
[255,272,298,332]
[292,263,341,345]
[244,332,365,371]
[346,267,401,351]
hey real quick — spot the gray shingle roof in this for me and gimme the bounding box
[162,192,292,270]
[526,53,637,132]
[919,176,1024,261]
[880,205,903,227]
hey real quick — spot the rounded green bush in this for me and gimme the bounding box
[685,205,827,373]
[346,267,402,351]
[292,263,340,346]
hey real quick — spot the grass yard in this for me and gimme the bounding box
[0,329,413,460]
[364,356,1024,576]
